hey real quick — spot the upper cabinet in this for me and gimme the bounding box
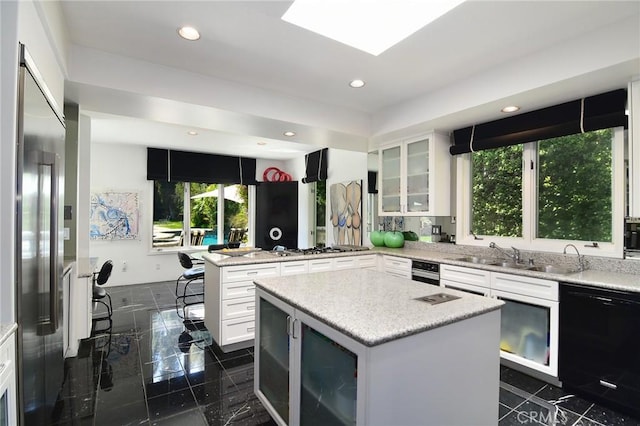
[378,132,450,216]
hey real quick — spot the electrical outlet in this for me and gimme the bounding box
[122,261,127,272]
[451,216,456,224]
[155,263,160,270]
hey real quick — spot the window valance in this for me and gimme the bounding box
[301,148,328,184]
[450,89,628,155]
[146,148,257,185]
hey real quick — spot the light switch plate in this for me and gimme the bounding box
[63,227,70,240]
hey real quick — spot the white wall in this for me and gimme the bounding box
[89,142,184,286]
[88,144,327,285]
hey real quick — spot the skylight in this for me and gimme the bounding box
[282,0,465,56]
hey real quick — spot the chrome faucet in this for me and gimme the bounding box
[489,242,521,263]
[563,244,585,272]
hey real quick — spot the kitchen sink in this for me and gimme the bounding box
[528,264,576,274]
[455,256,578,274]
[492,261,531,269]
[455,256,500,265]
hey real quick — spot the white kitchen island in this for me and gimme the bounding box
[253,269,504,426]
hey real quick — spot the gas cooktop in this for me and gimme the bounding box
[270,245,370,257]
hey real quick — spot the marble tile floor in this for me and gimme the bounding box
[49,281,638,426]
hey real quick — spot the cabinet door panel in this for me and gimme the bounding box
[300,323,357,425]
[380,145,402,214]
[257,297,291,423]
[281,260,309,276]
[334,257,357,270]
[222,263,279,282]
[221,296,255,320]
[222,281,255,300]
[221,317,255,345]
[309,259,334,272]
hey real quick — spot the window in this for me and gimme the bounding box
[472,145,523,237]
[152,182,249,249]
[536,130,612,241]
[462,127,624,254]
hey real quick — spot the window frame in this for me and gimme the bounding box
[456,127,625,257]
[149,182,255,253]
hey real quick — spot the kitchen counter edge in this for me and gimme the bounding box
[202,247,640,294]
[0,323,18,346]
[254,270,504,347]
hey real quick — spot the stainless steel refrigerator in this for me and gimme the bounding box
[15,44,65,425]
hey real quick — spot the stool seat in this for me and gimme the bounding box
[93,285,108,299]
[182,267,204,280]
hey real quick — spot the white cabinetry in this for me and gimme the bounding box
[440,264,491,296]
[280,261,309,276]
[378,132,450,216]
[356,254,378,270]
[63,262,92,358]
[308,258,334,272]
[205,255,372,352]
[441,264,559,378]
[206,262,280,352]
[381,255,411,279]
[255,288,500,426]
[0,330,17,426]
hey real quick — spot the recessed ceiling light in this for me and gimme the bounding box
[282,0,465,56]
[349,79,366,88]
[178,26,200,41]
[283,131,296,137]
[257,141,267,145]
[501,105,520,113]
[187,130,198,135]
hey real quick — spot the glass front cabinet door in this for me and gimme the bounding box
[378,132,450,217]
[255,290,364,426]
[256,294,294,424]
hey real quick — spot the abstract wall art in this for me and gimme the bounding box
[90,191,140,240]
[330,180,362,246]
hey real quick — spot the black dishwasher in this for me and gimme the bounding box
[559,283,640,418]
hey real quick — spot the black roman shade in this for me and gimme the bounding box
[368,171,378,194]
[301,148,328,184]
[146,148,257,184]
[450,89,628,155]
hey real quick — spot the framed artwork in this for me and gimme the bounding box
[90,191,140,240]
[330,180,362,246]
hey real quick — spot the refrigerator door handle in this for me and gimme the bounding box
[36,151,59,335]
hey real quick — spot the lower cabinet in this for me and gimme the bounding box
[255,288,500,426]
[205,262,280,352]
[440,264,490,296]
[380,255,411,279]
[256,290,363,425]
[206,255,378,352]
[441,264,559,378]
[0,329,17,426]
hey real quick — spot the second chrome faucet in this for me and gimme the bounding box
[489,242,521,263]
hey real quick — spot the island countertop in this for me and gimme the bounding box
[254,269,503,347]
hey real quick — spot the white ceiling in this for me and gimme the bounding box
[59,0,640,159]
